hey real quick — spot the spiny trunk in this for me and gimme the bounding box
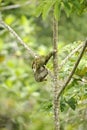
[53,16,60,130]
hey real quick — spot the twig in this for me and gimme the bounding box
[0,20,37,58]
[59,43,83,69]
[57,39,87,100]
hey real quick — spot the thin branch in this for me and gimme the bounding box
[0,20,37,58]
[59,43,83,69]
[0,1,31,11]
[53,15,60,130]
[57,39,87,100]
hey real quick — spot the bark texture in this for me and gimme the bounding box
[53,16,60,130]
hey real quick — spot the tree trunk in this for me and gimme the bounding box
[53,16,60,130]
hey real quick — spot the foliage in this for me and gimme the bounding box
[36,0,87,20]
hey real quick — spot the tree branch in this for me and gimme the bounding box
[59,42,83,69]
[0,20,37,58]
[57,39,87,100]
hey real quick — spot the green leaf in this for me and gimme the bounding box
[63,2,71,17]
[54,1,61,20]
[66,97,77,110]
[35,2,44,17]
[42,0,56,19]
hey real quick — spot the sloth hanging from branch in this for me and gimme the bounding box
[32,51,56,82]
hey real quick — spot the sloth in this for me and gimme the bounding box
[32,51,55,82]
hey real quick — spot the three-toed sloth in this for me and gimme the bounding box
[32,51,55,82]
